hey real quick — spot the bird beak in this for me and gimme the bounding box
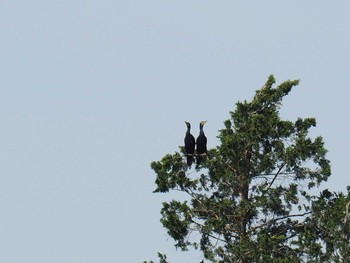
[202,120,207,125]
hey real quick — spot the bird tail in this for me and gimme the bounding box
[196,153,208,167]
[187,156,194,167]
[196,155,202,166]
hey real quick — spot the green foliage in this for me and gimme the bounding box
[294,188,350,262]
[147,75,340,262]
[143,253,169,263]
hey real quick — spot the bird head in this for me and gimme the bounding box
[185,121,191,128]
[200,120,207,127]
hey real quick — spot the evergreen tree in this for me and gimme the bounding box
[147,75,332,262]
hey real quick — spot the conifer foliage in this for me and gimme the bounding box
[148,75,332,263]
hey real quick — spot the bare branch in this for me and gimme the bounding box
[248,211,311,234]
[267,163,286,189]
[184,153,207,157]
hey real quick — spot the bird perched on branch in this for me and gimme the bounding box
[196,120,207,166]
[184,121,195,167]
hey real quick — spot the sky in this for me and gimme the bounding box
[0,1,350,262]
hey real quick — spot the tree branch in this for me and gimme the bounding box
[184,153,207,157]
[248,211,311,234]
[267,163,285,189]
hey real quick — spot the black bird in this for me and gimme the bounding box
[196,120,207,165]
[184,121,195,167]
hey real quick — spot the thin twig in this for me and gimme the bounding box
[184,153,207,157]
[227,163,238,173]
[267,163,285,189]
[248,211,311,234]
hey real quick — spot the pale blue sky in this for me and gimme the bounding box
[0,1,350,262]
